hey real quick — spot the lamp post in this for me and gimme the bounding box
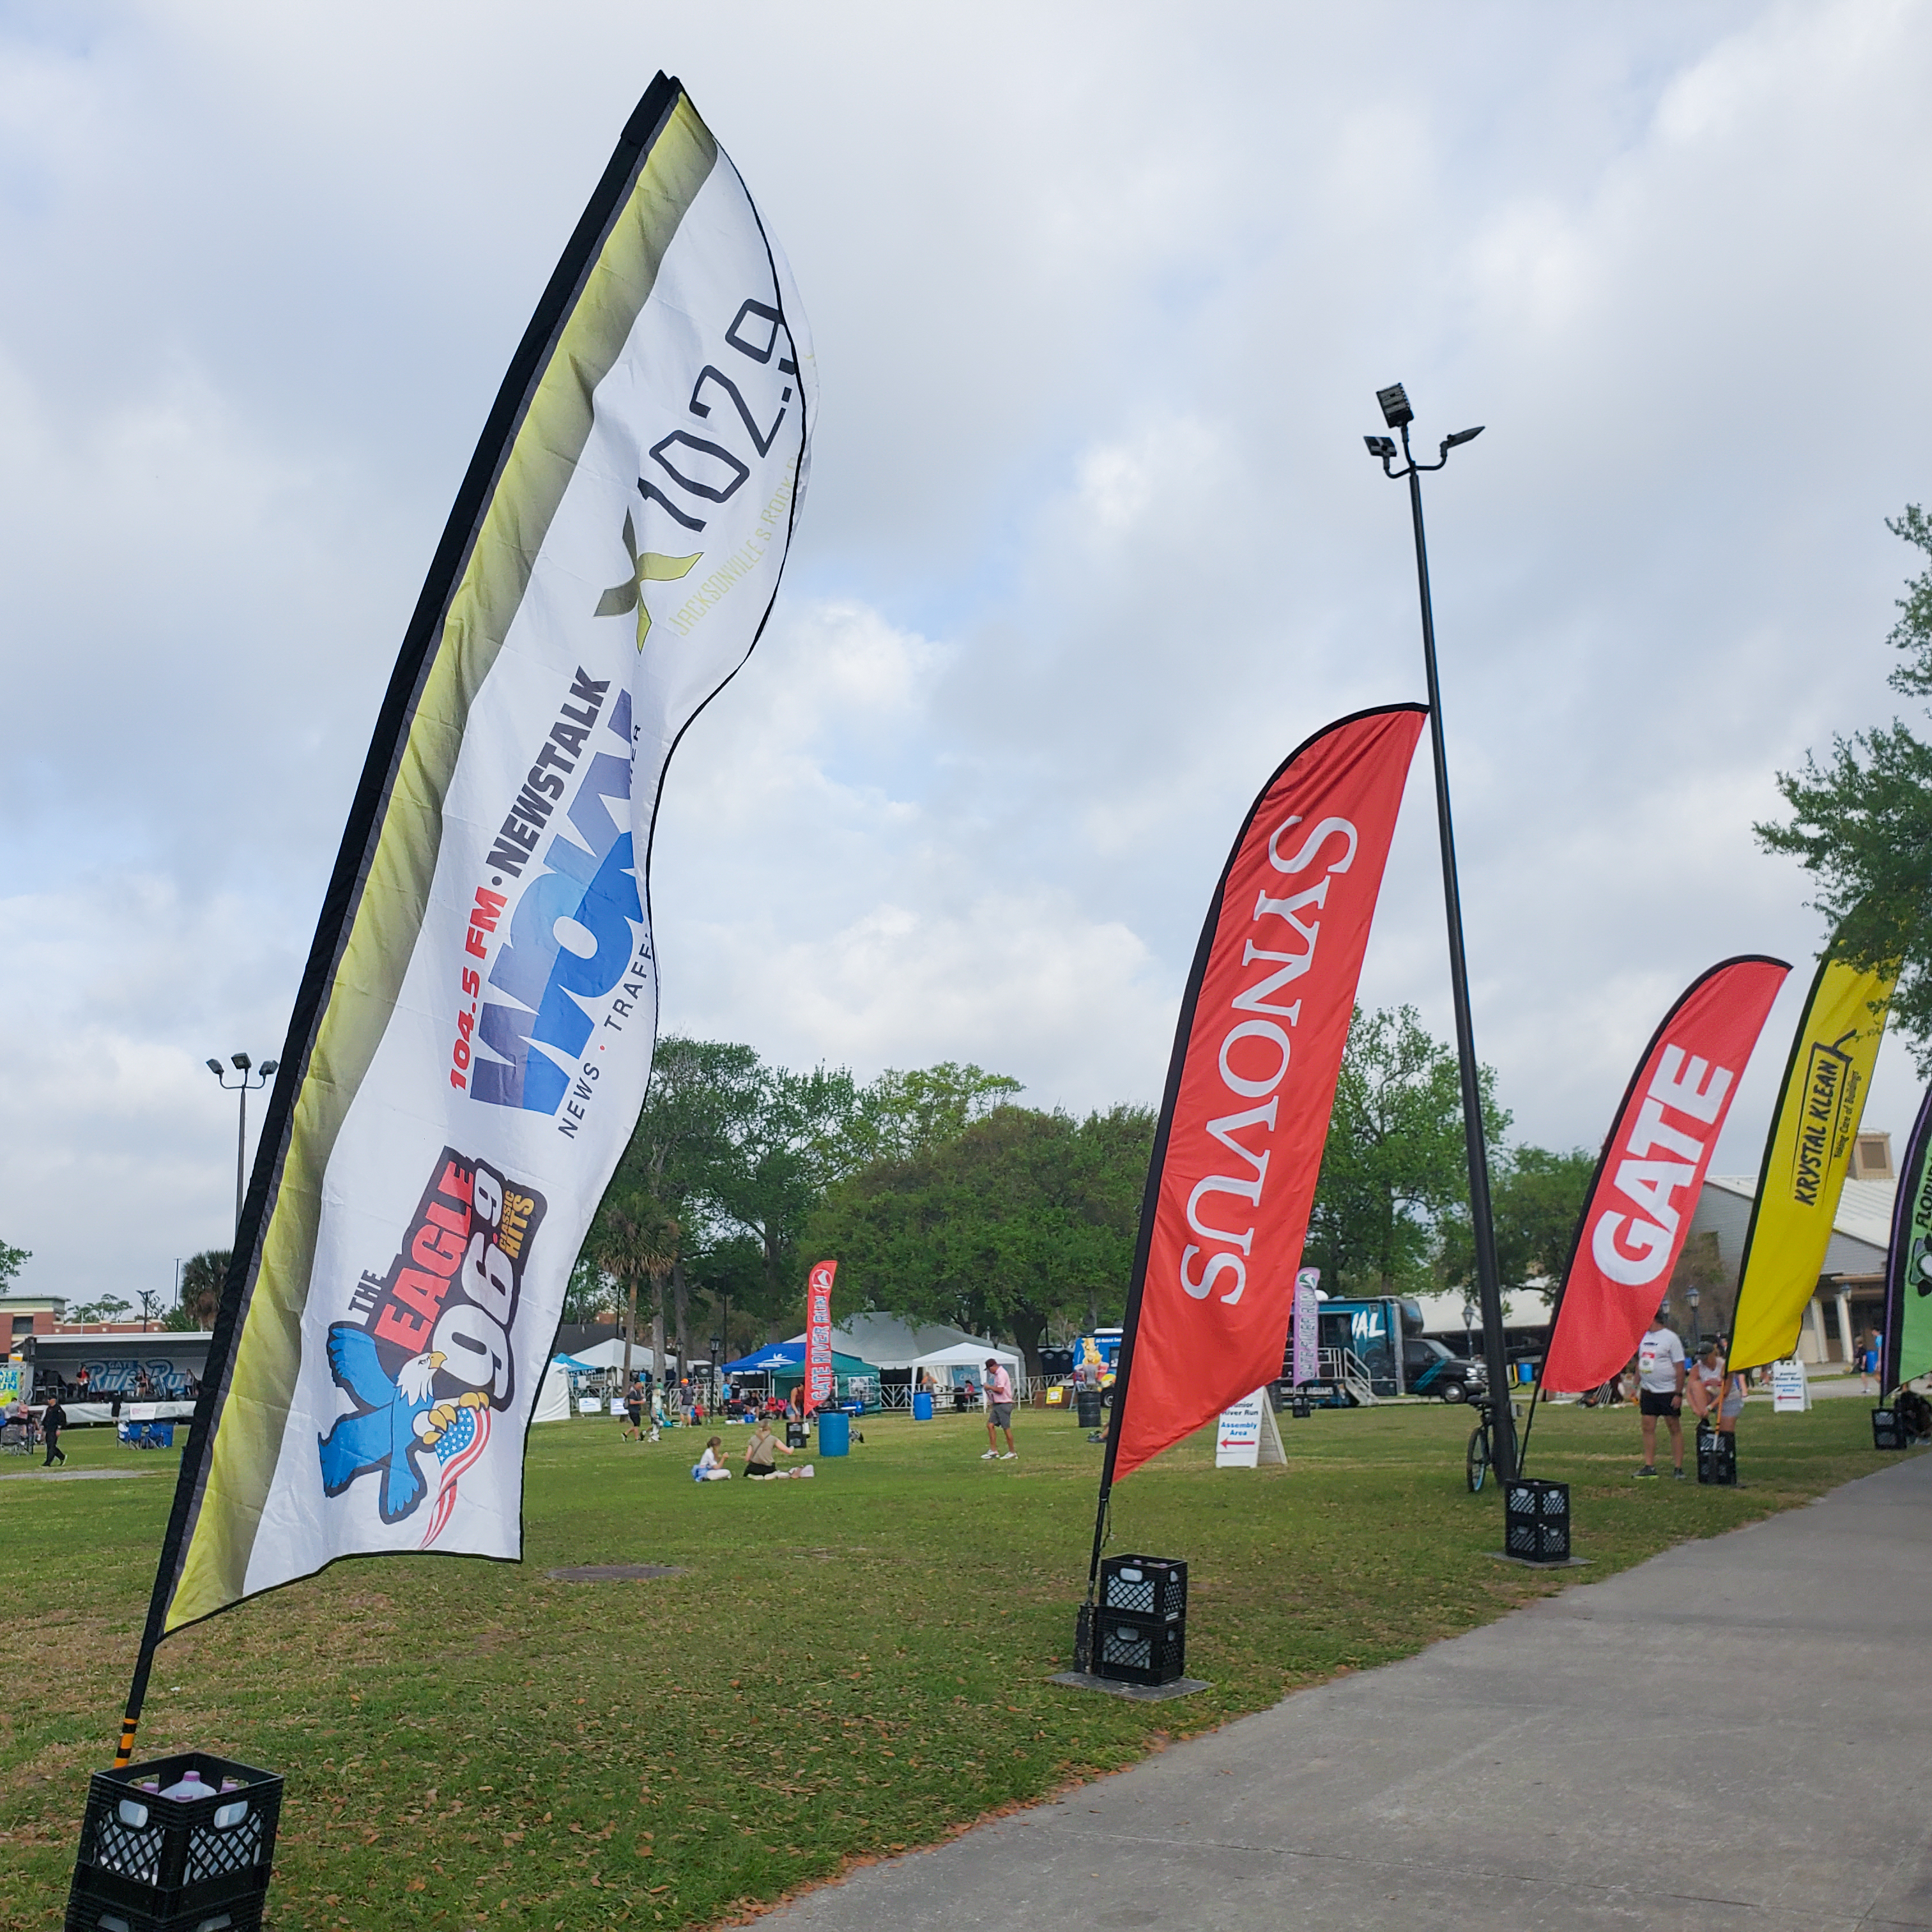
[1687,1285,1701,1353]
[206,1053,279,1238]
[1365,383,1516,1481]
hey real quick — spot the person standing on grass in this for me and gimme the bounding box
[621,1380,645,1442]
[981,1356,1017,1461]
[1635,1312,1686,1480]
[40,1396,67,1468]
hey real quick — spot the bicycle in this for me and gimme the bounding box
[1466,1394,1496,1493]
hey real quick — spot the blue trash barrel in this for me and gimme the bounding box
[912,1390,934,1422]
[817,1409,851,1457]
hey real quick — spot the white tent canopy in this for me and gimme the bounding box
[797,1312,1019,1374]
[565,1338,703,1375]
[532,1359,572,1424]
[908,1338,1020,1377]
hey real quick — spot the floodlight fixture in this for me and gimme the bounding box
[261,1059,280,1077]
[231,1051,252,1071]
[1376,382,1413,429]
[1363,434,1397,460]
[1441,425,1484,451]
[205,1059,224,1078]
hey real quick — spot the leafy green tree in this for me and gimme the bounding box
[706,1061,862,1337]
[1757,507,1932,1070]
[164,1250,231,1331]
[804,1103,1154,1374]
[1441,1144,1596,1300]
[1303,1005,1508,1296]
[71,1295,133,1324]
[844,1063,1024,1167]
[0,1239,27,1291]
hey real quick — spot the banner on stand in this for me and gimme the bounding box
[153,73,814,1636]
[1540,956,1788,1393]
[1730,937,1895,1372]
[1882,1084,1932,1393]
[805,1260,836,1411]
[1108,705,1427,1480]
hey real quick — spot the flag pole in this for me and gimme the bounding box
[1365,388,1515,1482]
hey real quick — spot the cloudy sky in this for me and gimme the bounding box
[4,0,1931,1303]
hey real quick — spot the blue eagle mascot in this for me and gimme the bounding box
[317,1324,446,1522]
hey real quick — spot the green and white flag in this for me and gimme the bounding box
[152,74,812,1638]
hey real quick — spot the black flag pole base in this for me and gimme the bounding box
[1050,1670,1211,1702]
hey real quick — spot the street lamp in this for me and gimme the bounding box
[206,1052,279,1238]
[1365,383,1517,1478]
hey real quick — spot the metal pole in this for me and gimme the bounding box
[235,1085,248,1238]
[1399,430,1517,1483]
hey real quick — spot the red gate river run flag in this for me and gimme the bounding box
[1540,956,1788,1393]
[1110,705,1426,1480]
[152,74,814,1634]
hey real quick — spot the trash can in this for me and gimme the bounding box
[1075,1388,1104,1430]
[816,1409,850,1457]
[912,1390,934,1422]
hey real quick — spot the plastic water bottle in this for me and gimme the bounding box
[159,1769,210,1801]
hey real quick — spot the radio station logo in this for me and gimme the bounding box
[318,1147,546,1545]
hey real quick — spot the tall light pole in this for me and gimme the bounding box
[1365,382,1516,1482]
[206,1052,279,1238]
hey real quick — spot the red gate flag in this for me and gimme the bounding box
[1110,705,1427,1480]
[805,1259,836,1411]
[1540,955,1788,1393]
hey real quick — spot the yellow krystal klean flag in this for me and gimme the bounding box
[1728,938,1896,1371]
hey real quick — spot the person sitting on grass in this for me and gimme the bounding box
[744,1417,793,1480]
[693,1436,732,1481]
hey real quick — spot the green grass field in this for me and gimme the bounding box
[0,1393,1889,1931]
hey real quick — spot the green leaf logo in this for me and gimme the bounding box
[595,512,701,648]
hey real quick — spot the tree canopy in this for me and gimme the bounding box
[802,1103,1154,1373]
[162,1250,230,1331]
[1303,1005,1508,1297]
[1757,506,1932,1070]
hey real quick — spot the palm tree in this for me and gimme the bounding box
[172,1250,231,1330]
[584,1195,681,1391]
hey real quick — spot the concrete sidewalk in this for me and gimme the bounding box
[766,1454,1932,1931]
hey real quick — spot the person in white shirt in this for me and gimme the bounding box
[981,1357,1017,1460]
[1635,1315,1687,1480]
[692,1436,732,1481]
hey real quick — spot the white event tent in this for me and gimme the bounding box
[785,1312,1020,1384]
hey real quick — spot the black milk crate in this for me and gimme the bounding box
[1099,1554,1187,1623]
[1873,1406,1911,1451]
[1698,1420,1738,1485]
[1503,1477,1571,1563]
[1094,1609,1187,1686]
[66,1751,282,1932]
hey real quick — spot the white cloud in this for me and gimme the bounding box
[5,0,1932,1300]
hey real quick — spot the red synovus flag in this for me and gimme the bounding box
[1540,956,1788,1393]
[1110,705,1426,1480]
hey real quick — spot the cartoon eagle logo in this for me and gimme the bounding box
[317,1324,487,1524]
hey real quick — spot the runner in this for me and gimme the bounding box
[1635,1312,1686,1480]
